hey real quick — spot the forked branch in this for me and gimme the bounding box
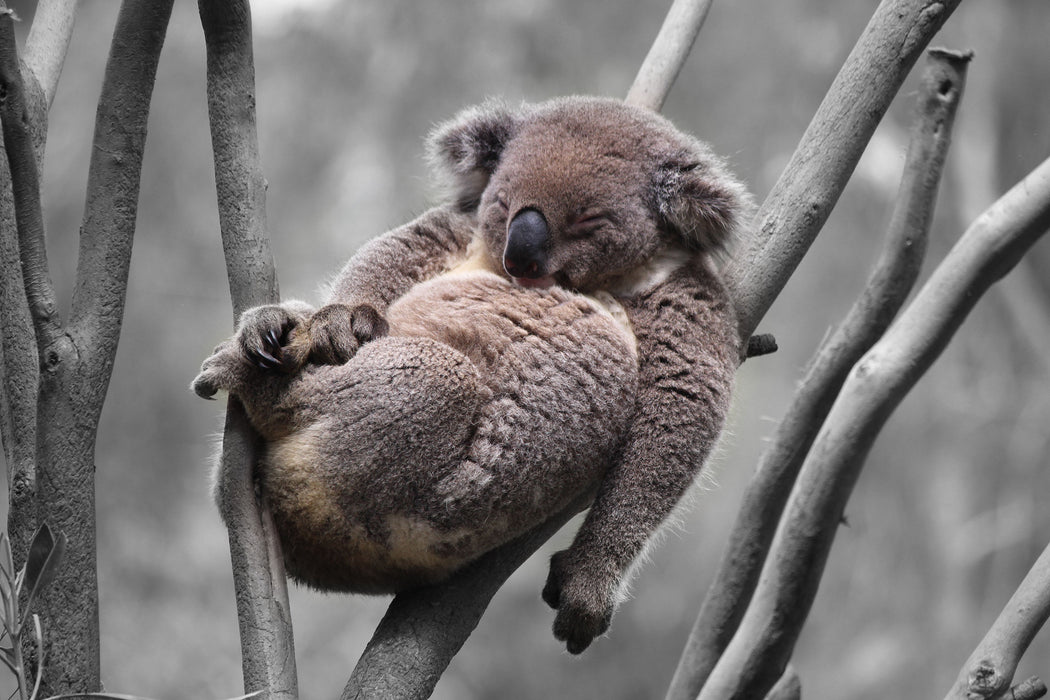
[665,47,970,700]
[2,0,174,694]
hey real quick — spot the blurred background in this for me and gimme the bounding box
[2,0,1050,697]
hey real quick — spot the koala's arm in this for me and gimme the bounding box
[229,206,476,372]
[323,205,476,311]
[543,265,739,653]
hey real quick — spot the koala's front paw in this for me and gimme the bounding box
[542,550,617,654]
[236,303,312,373]
[291,303,388,366]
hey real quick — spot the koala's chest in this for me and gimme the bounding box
[385,268,638,383]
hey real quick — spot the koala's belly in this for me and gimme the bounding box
[263,271,640,593]
[385,269,638,386]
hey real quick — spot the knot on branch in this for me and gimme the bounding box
[745,333,778,359]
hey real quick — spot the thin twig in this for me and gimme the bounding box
[197,2,293,699]
[699,155,1050,700]
[665,47,969,700]
[724,0,963,344]
[23,0,79,110]
[942,543,1050,700]
[625,0,714,112]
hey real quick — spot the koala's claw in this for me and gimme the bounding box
[252,331,282,369]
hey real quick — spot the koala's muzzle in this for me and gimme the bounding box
[504,208,550,280]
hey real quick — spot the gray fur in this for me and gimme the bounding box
[193,96,747,653]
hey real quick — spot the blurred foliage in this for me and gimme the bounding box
[1,0,1049,698]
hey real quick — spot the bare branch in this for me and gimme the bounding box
[724,0,963,343]
[198,2,293,699]
[198,0,277,319]
[0,7,44,560]
[943,543,1050,700]
[665,47,969,700]
[764,667,801,700]
[0,2,61,351]
[215,400,298,700]
[343,496,588,700]
[24,0,79,109]
[625,0,714,112]
[699,155,1050,700]
[68,0,173,379]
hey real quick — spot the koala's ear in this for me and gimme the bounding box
[427,100,522,212]
[652,152,751,253]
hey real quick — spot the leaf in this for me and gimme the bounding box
[20,524,67,632]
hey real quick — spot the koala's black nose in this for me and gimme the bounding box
[504,208,550,279]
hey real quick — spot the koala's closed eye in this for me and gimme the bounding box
[569,210,613,236]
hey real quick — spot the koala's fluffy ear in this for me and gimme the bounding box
[427,100,522,212]
[652,149,751,253]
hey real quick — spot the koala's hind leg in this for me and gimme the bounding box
[258,337,493,590]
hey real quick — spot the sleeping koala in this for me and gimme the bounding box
[193,96,749,654]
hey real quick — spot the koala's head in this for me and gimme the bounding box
[428,96,750,292]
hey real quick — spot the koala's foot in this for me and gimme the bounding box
[192,339,245,399]
[542,549,617,654]
[288,303,389,366]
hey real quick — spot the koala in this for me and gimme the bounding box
[193,96,748,654]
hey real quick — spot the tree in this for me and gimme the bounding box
[1,0,1048,698]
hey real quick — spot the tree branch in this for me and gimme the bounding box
[0,1,45,561]
[763,666,801,700]
[68,0,173,383]
[943,542,1050,700]
[0,2,61,351]
[197,2,293,699]
[24,0,79,110]
[698,155,1050,700]
[724,0,963,343]
[665,47,969,700]
[343,495,588,700]
[198,0,276,318]
[625,0,714,112]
